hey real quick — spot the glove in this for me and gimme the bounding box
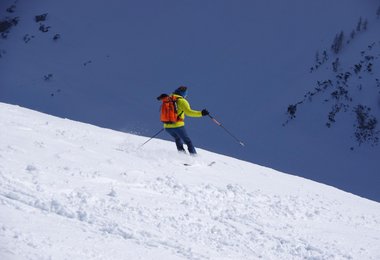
[201,109,209,116]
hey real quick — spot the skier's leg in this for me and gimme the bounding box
[176,127,197,154]
[165,128,186,152]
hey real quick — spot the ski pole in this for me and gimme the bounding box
[208,114,245,147]
[139,128,165,148]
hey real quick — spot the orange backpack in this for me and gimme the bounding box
[157,94,183,124]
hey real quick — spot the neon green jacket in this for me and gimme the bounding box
[164,94,202,128]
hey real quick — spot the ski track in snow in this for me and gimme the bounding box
[1,103,380,260]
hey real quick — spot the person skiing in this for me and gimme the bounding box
[157,86,209,155]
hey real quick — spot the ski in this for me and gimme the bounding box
[182,161,216,167]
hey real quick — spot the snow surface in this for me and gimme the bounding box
[1,102,380,260]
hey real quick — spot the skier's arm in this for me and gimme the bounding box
[178,99,202,117]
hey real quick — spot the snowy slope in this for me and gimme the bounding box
[1,102,380,260]
[1,0,380,201]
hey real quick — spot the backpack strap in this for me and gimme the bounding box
[171,95,184,121]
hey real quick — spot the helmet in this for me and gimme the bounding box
[174,86,188,97]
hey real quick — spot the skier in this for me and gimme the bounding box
[159,86,209,155]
